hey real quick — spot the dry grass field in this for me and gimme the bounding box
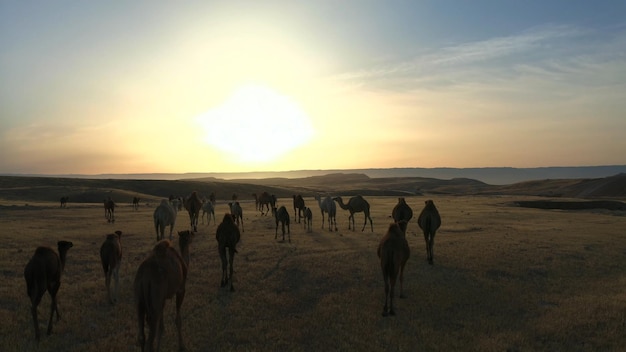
[1,195,625,351]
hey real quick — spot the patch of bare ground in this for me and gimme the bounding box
[0,195,625,351]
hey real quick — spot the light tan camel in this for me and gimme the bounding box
[333,195,374,232]
[228,202,244,232]
[24,240,74,341]
[314,193,337,231]
[392,197,413,233]
[104,197,116,223]
[201,200,216,226]
[377,222,410,316]
[154,199,177,241]
[134,230,193,352]
[303,206,313,233]
[292,195,306,223]
[184,191,202,232]
[417,199,442,265]
[100,230,122,304]
[216,213,240,292]
[274,206,291,243]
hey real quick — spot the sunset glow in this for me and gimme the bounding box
[1,1,625,175]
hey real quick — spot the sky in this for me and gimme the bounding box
[1,0,625,175]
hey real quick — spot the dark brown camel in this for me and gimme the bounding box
[134,230,193,352]
[274,206,291,243]
[24,240,74,341]
[100,230,122,304]
[417,199,442,265]
[132,197,140,211]
[377,222,410,316]
[303,206,313,233]
[228,202,244,232]
[59,196,69,208]
[216,213,240,291]
[184,191,202,232]
[392,198,413,233]
[333,195,374,232]
[104,197,116,223]
[257,192,276,216]
[292,195,306,223]
[314,193,337,231]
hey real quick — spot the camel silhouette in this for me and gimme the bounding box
[392,198,413,233]
[257,192,276,216]
[184,191,202,232]
[201,200,216,226]
[24,240,74,341]
[333,195,373,232]
[417,200,442,265]
[292,195,306,223]
[100,230,122,304]
[104,197,116,223]
[274,206,291,243]
[303,207,313,233]
[134,231,193,352]
[132,197,140,211]
[59,196,69,208]
[216,213,240,292]
[378,222,410,316]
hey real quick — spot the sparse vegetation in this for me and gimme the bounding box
[1,177,625,351]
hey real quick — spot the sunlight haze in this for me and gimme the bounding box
[1,1,625,175]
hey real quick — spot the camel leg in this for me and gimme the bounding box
[389,277,396,316]
[113,265,120,304]
[31,301,41,341]
[429,233,436,265]
[175,290,186,351]
[399,263,406,299]
[47,294,57,335]
[229,249,236,292]
[105,270,112,303]
[382,276,390,317]
[220,249,228,287]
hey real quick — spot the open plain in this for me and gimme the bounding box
[1,191,625,351]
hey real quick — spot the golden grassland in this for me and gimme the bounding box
[1,195,625,351]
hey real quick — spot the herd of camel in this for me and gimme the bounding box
[29,192,441,350]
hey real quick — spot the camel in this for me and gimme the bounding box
[134,231,193,352]
[154,199,177,241]
[333,195,373,232]
[59,196,68,208]
[257,192,276,216]
[208,192,216,206]
[314,193,337,231]
[100,230,122,304]
[292,195,306,223]
[303,207,313,233]
[274,206,291,243]
[132,197,140,211]
[104,197,116,223]
[228,202,244,232]
[24,240,74,341]
[183,191,202,232]
[377,222,410,317]
[392,198,413,233]
[201,200,216,226]
[417,199,442,265]
[216,213,241,292]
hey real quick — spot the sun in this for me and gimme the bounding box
[196,84,314,163]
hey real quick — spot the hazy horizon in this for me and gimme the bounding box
[2,1,625,175]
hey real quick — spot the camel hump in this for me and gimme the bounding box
[153,239,173,255]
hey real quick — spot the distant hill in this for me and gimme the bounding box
[3,165,625,185]
[1,172,624,204]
